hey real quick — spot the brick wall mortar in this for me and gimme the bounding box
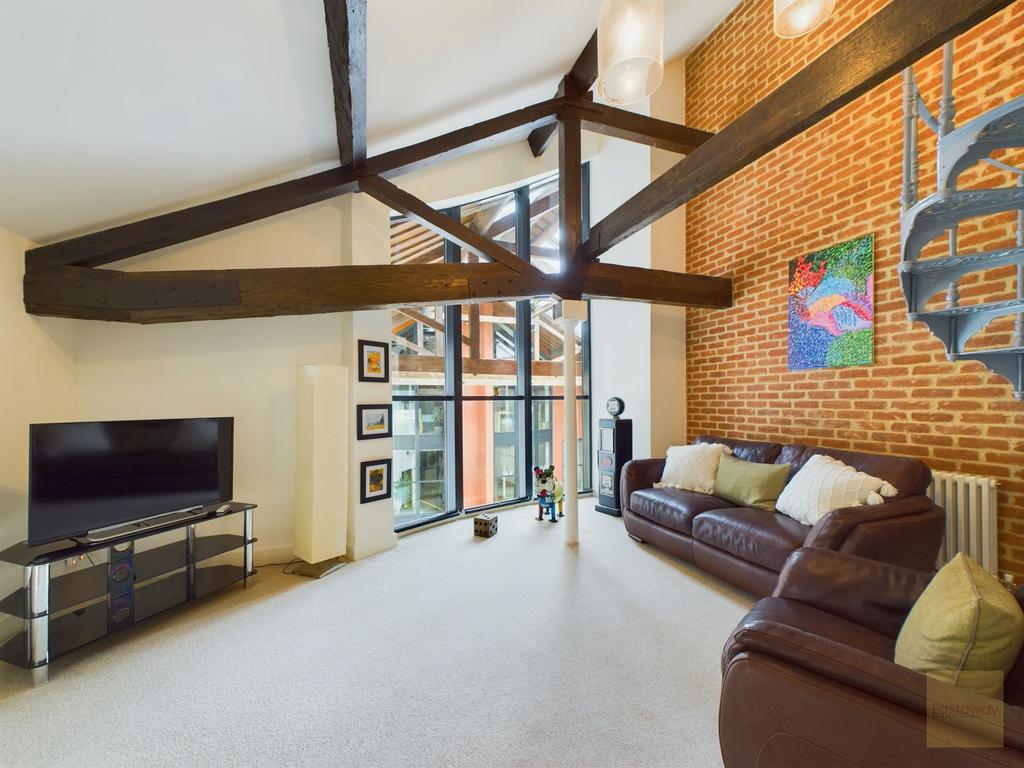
[684,0,1024,578]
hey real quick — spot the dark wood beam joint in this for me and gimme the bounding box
[528,31,598,156]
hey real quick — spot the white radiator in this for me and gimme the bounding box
[928,471,999,575]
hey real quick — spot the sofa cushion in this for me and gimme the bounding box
[696,434,783,464]
[714,454,791,512]
[776,443,931,499]
[693,507,811,572]
[776,454,898,525]
[896,553,1024,698]
[629,488,734,535]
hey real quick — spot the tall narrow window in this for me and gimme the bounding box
[390,170,592,531]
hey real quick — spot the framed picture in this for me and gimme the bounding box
[360,459,392,504]
[788,234,874,370]
[358,339,390,383]
[357,404,392,440]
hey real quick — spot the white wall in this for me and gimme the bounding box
[589,130,655,458]
[0,227,80,547]
[649,58,688,454]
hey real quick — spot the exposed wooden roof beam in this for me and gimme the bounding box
[528,32,597,156]
[573,100,714,154]
[359,176,540,275]
[582,263,733,309]
[24,263,571,323]
[24,259,732,323]
[323,0,367,168]
[26,98,564,272]
[559,106,584,281]
[581,0,1015,262]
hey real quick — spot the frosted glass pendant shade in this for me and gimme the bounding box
[597,0,664,105]
[773,0,836,38]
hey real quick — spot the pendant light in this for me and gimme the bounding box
[597,0,664,105]
[773,0,836,38]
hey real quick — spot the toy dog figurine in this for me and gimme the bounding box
[533,465,564,522]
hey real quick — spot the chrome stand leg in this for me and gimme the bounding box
[30,664,49,686]
[186,524,196,600]
[25,564,49,684]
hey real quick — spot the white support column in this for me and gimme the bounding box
[557,299,589,545]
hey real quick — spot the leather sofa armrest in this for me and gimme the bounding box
[620,458,665,512]
[723,618,1024,751]
[804,494,937,550]
[772,548,932,638]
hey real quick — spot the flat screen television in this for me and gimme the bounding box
[28,417,234,546]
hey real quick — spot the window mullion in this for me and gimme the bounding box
[515,185,532,499]
[443,206,464,514]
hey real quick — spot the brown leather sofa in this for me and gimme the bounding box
[621,435,944,596]
[720,548,1024,767]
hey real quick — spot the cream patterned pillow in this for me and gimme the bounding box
[657,443,733,494]
[776,454,898,526]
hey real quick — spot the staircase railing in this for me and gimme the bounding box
[900,41,1024,399]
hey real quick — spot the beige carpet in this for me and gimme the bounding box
[0,500,752,768]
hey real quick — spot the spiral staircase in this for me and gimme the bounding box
[899,43,1024,400]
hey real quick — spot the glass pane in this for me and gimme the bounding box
[462,400,521,508]
[530,297,583,395]
[390,216,446,395]
[393,400,447,528]
[531,398,591,492]
[529,176,560,274]
[462,301,519,392]
[390,216,443,266]
[460,190,517,263]
[391,305,445,395]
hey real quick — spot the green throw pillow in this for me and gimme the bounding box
[712,454,790,512]
[895,553,1024,698]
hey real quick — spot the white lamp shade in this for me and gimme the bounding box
[773,0,836,38]
[597,0,664,105]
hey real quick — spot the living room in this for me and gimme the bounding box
[1,1,1023,766]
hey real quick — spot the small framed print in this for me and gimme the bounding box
[358,339,390,383]
[360,459,392,504]
[357,404,392,440]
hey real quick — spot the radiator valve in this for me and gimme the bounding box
[1001,572,1018,593]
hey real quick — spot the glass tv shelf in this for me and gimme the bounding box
[0,502,256,683]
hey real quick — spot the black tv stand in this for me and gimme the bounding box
[0,502,256,684]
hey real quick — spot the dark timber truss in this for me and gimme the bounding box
[22,0,1015,324]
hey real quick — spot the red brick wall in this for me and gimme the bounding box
[684,0,1024,578]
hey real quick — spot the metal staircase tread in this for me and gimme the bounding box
[909,297,1024,320]
[939,95,1024,189]
[899,246,1024,274]
[901,188,1024,263]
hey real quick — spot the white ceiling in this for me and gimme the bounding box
[0,0,738,244]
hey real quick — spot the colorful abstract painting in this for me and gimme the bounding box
[788,234,874,370]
